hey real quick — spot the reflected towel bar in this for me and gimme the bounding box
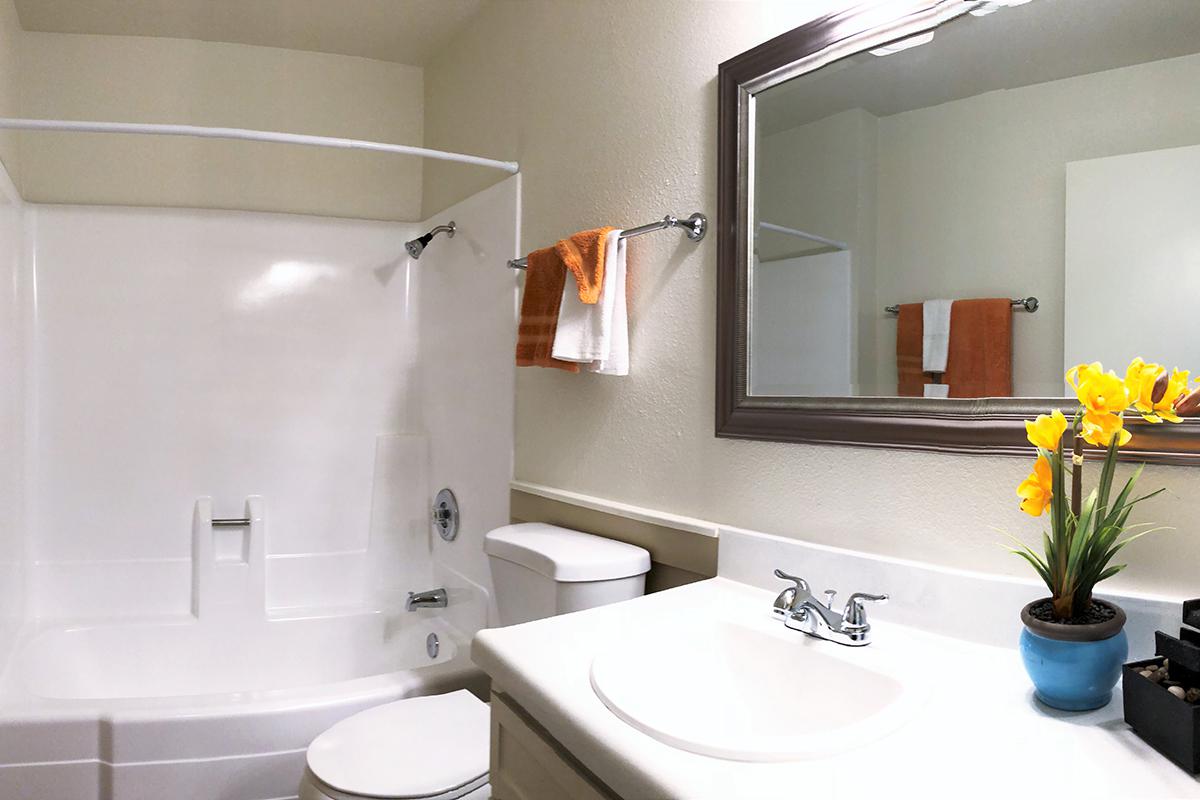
[506,212,707,270]
[885,297,1039,314]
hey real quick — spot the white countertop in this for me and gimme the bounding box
[472,578,1200,800]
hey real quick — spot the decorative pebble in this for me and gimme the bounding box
[1185,688,1200,704]
[1168,686,1186,699]
[1140,669,1155,678]
[1149,669,1167,684]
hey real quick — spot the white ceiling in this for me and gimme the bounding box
[759,0,1200,135]
[13,0,484,66]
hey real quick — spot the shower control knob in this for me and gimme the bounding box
[431,488,459,542]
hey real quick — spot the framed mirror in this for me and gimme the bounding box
[716,0,1200,462]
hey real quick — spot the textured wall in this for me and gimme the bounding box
[0,0,20,187]
[20,32,424,221]
[422,0,1200,599]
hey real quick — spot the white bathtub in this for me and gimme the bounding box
[0,609,484,800]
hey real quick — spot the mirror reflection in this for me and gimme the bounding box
[748,0,1200,399]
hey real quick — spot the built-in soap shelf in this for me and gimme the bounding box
[192,496,265,621]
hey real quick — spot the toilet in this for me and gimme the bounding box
[298,523,651,800]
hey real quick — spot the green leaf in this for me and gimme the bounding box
[1009,548,1053,592]
[1065,489,1099,582]
[1096,437,1120,516]
[1051,442,1069,579]
[1101,464,1145,530]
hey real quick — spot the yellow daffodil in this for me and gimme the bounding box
[1125,358,1189,423]
[1067,362,1130,416]
[1025,409,1067,451]
[1017,454,1053,517]
[1081,410,1132,448]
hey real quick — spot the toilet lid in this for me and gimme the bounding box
[307,690,490,799]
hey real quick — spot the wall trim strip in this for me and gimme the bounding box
[509,481,719,539]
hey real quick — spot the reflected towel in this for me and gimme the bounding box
[922,299,952,373]
[556,226,616,305]
[896,303,925,397]
[515,246,580,372]
[944,298,1013,398]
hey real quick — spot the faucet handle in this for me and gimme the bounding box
[843,593,888,627]
[772,569,810,615]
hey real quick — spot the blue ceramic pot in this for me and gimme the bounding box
[1019,598,1128,711]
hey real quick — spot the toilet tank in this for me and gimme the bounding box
[484,523,651,626]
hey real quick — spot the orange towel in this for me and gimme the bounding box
[555,227,615,305]
[944,298,1013,398]
[515,246,580,372]
[896,303,925,397]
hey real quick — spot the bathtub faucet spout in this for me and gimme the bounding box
[406,588,448,611]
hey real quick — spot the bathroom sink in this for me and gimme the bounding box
[589,619,925,761]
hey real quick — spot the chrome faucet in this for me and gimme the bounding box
[771,569,887,647]
[406,588,448,611]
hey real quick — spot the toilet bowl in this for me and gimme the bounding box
[299,524,650,800]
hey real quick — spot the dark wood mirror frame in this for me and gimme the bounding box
[715,0,1200,465]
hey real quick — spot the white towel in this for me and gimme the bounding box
[923,383,950,398]
[590,233,628,376]
[922,299,952,373]
[552,229,628,375]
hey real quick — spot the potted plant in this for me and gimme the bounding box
[1011,359,1200,711]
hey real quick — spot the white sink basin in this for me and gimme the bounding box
[589,619,925,762]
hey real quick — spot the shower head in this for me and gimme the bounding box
[405,221,456,259]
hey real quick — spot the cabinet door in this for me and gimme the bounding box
[489,691,621,800]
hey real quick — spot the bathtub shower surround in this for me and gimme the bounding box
[0,176,519,800]
[0,161,23,672]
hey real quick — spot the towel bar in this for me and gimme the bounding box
[506,212,707,270]
[212,518,251,527]
[884,297,1039,314]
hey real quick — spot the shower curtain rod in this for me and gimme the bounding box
[758,221,849,252]
[0,117,520,174]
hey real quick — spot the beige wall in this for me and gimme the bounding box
[0,0,20,188]
[20,32,424,220]
[423,0,1200,599]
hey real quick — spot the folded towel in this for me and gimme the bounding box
[515,246,580,372]
[896,303,925,397]
[923,383,950,398]
[922,299,952,373]
[591,233,628,376]
[943,298,1013,397]
[553,229,628,372]
[556,227,615,305]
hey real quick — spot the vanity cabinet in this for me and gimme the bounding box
[489,690,621,800]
